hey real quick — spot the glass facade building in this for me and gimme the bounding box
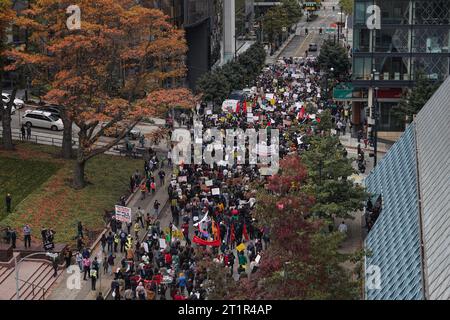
[353,0,450,83]
[351,0,450,132]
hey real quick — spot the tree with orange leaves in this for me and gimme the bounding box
[10,0,196,188]
[0,0,17,150]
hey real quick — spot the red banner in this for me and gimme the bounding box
[192,236,221,247]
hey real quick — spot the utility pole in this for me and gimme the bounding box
[373,87,379,167]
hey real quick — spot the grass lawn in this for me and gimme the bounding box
[0,157,60,221]
[0,142,143,245]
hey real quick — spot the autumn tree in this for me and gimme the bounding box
[11,0,196,188]
[0,0,17,150]
[227,155,360,299]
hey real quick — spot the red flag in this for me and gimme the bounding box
[243,100,247,113]
[235,101,240,113]
[297,107,305,120]
[230,223,235,243]
[242,223,249,241]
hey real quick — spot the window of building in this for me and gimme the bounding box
[414,0,450,25]
[412,56,450,81]
[355,1,371,24]
[375,29,410,53]
[353,57,373,80]
[412,28,450,53]
[354,28,371,52]
[373,57,410,81]
[379,102,405,132]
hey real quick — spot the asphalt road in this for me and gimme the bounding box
[278,0,343,59]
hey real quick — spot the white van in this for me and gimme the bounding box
[22,110,64,131]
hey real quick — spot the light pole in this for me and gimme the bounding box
[373,87,379,167]
[14,251,58,300]
[325,67,334,103]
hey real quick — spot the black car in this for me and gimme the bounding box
[308,43,318,52]
[37,105,62,118]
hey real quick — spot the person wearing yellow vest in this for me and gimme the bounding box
[125,234,133,251]
[134,221,141,239]
[113,233,119,253]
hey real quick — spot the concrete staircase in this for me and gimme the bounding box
[0,262,63,300]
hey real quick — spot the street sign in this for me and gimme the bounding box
[326,28,336,34]
[115,205,132,223]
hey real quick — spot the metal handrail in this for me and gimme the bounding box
[16,278,47,300]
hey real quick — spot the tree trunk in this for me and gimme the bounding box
[1,110,14,150]
[73,127,87,189]
[73,159,86,189]
[61,117,73,159]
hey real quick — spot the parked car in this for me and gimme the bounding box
[2,93,24,109]
[22,110,64,131]
[308,43,318,52]
[37,105,62,118]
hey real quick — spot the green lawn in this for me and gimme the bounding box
[0,157,60,221]
[0,143,143,245]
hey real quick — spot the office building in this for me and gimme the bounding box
[364,76,450,300]
[351,0,450,140]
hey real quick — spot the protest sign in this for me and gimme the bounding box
[211,188,220,196]
[236,243,246,252]
[159,238,167,249]
[205,180,213,187]
[115,205,132,223]
[178,176,187,183]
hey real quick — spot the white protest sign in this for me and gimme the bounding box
[115,205,132,223]
[205,180,213,187]
[178,176,187,183]
[159,238,167,249]
[212,188,220,196]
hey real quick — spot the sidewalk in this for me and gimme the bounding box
[46,163,173,300]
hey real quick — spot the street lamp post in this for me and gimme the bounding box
[373,87,379,167]
[325,67,334,104]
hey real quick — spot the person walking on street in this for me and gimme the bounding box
[75,251,83,271]
[21,124,26,141]
[82,257,91,280]
[23,224,31,248]
[153,200,160,218]
[52,256,59,277]
[113,233,119,253]
[26,125,31,140]
[150,180,156,195]
[158,170,165,186]
[103,256,108,275]
[140,182,147,200]
[100,233,106,253]
[134,221,141,239]
[5,193,12,213]
[136,207,144,228]
[90,267,97,290]
[10,228,17,248]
